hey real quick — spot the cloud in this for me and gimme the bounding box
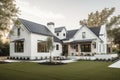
[16,0,66,20]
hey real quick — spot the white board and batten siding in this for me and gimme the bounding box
[55,28,66,39]
[30,33,62,59]
[10,24,31,58]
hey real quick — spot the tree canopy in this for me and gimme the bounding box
[0,0,19,41]
[80,7,115,27]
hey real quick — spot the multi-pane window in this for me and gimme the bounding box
[56,44,59,50]
[37,40,48,52]
[81,44,91,52]
[82,32,86,38]
[14,41,24,52]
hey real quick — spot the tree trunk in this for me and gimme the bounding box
[109,39,113,53]
[49,51,52,63]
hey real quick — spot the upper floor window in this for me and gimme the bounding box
[82,32,86,38]
[14,41,24,52]
[57,33,59,36]
[56,44,59,50]
[17,28,20,36]
[63,33,65,36]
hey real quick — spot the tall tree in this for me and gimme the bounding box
[106,15,120,53]
[0,0,19,42]
[46,37,54,62]
[80,7,115,27]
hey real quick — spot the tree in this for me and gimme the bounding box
[46,37,54,62]
[106,15,120,53]
[80,7,115,27]
[111,28,120,54]
[0,0,19,42]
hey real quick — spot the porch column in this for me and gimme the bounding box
[78,44,81,56]
[68,44,71,56]
[91,42,94,54]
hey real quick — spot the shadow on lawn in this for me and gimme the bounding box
[0,61,9,64]
[38,62,67,66]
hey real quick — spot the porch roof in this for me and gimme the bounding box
[71,39,97,43]
[11,38,25,42]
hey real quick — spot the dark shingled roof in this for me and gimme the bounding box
[55,27,66,33]
[62,26,100,40]
[19,18,53,36]
[54,36,62,43]
[62,29,78,40]
[19,18,62,43]
[89,27,101,37]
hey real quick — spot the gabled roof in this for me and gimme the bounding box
[55,27,66,33]
[62,26,101,40]
[89,27,101,37]
[18,18,62,43]
[19,18,53,36]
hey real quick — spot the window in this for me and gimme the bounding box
[63,33,65,36]
[56,33,59,36]
[37,40,48,52]
[56,44,59,50]
[17,28,20,36]
[82,32,86,38]
[81,44,91,52]
[14,41,24,52]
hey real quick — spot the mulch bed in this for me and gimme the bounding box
[39,62,67,65]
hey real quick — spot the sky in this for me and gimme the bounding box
[16,0,120,30]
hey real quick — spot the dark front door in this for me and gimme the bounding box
[62,44,68,55]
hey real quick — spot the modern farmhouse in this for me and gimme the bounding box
[9,18,107,60]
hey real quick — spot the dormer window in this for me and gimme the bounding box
[82,32,86,38]
[57,33,59,36]
[17,28,20,36]
[63,33,65,36]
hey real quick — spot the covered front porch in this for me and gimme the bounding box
[62,39,96,56]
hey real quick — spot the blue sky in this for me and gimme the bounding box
[16,0,120,30]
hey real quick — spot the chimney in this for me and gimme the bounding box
[47,22,55,34]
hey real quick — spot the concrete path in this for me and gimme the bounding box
[109,60,120,68]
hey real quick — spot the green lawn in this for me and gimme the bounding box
[0,61,120,80]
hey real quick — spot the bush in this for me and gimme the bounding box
[0,42,9,56]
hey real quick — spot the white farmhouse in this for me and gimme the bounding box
[9,18,107,60]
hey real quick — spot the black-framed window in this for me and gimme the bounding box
[63,33,65,36]
[17,28,20,36]
[56,33,59,36]
[56,44,59,50]
[81,44,91,52]
[82,32,86,38]
[14,41,24,52]
[37,40,48,52]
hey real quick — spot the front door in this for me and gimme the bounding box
[62,44,68,56]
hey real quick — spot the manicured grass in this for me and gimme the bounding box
[0,61,120,80]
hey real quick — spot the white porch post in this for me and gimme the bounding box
[78,44,81,56]
[91,41,94,55]
[68,44,71,56]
